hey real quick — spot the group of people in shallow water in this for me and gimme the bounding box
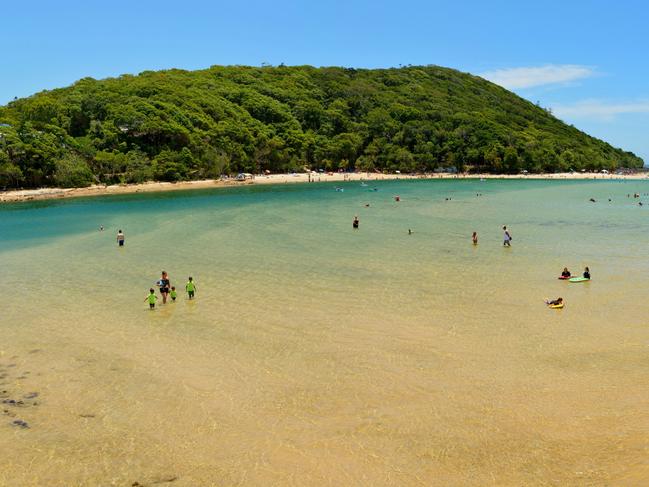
[589,193,645,206]
[560,266,591,280]
[351,211,592,310]
[102,226,199,310]
[353,211,516,249]
[469,226,512,246]
[145,271,198,309]
[547,267,591,308]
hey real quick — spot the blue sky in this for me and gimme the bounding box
[2,0,647,162]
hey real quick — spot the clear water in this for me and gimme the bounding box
[1,179,649,486]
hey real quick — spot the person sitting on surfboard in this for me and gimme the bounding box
[583,267,590,279]
[546,297,563,306]
[561,267,571,278]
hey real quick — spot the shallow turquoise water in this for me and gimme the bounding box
[2,178,649,486]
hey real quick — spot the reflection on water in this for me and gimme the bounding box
[2,179,649,485]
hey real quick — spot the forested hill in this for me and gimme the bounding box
[0,65,643,188]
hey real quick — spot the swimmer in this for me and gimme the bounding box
[472,231,478,245]
[353,216,359,229]
[186,277,197,299]
[545,297,563,306]
[589,198,596,202]
[561,267,571,278]
[583,267,591,279]
[99,225,104,231]
[408,229,413,235]
[503,226,512,247]
[394,195,400,202]
[116,229,125,246]
[364,203,370,207]
[144,288,158,309]
[170,286,177,302]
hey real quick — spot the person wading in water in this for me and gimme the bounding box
[158,270,171,304]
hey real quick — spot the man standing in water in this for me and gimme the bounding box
[353,215,359,229]
[116,229,125,246]
[158,270,171,304]
[503,226,512,246]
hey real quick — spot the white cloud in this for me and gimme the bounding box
[480,64,595,89]
[552,100,649,121]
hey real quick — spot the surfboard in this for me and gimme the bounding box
[569,277,590,282]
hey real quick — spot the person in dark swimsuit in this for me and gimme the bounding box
[158,270,171,304]
[353,216,359,229]
[583,267,590,279]
[561,267,571,278]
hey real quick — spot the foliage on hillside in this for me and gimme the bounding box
[0,65,643,188]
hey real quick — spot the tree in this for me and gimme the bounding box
[503,146,520,174]
[53,154,94,187]
[0,149,23,188]
[154,150,190,181]
[123,151,153,183]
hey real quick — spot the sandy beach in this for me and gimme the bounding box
[1,171,647,203]
[3,177,649,485]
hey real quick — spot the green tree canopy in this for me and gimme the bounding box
[0,65,643,189]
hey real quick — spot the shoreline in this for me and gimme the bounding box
[1,171,647,203]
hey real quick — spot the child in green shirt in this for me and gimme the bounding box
[186,277,197,299]
[170,286,177,302]
[144,288,158,309]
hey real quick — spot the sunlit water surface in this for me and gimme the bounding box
[1,179,649,486]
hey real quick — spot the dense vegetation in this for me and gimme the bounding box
[0,65,643,188]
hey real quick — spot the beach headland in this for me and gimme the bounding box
[1,171,647,203]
